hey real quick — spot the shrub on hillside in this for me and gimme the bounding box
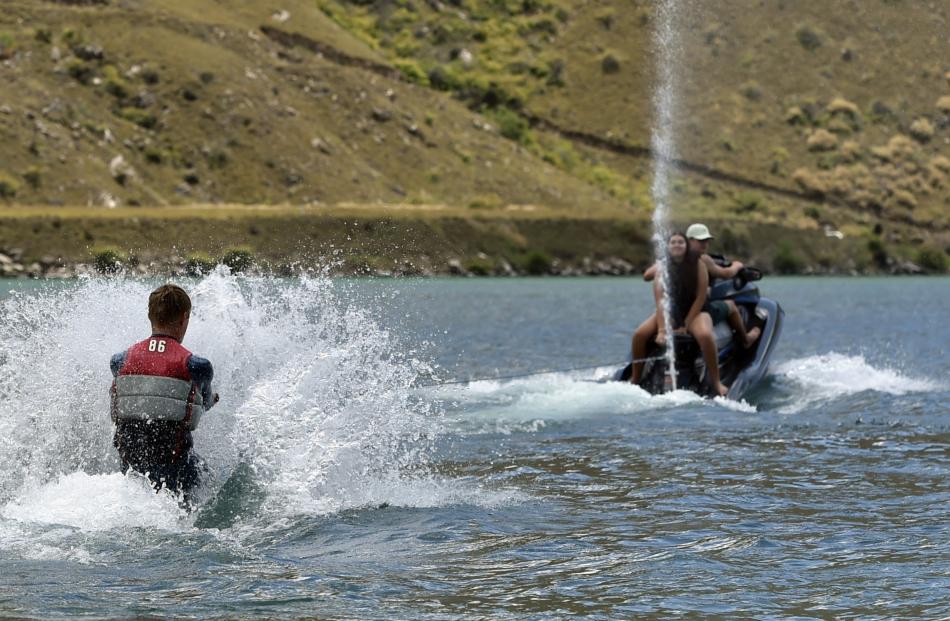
[892,189,917,209]
[792,168,828,197]
[468,194,504,210]
[840,140,862,161]
[915,246,948,273]
[222,248,254,273]
[0,172,20,198]
[795,25,822,51]
[144,147,165,164]
[61,27,84,47]
[827,97,860,122]
[185,253,216,276]
[67,60,94,85]
[601,54,620,74]
[490,107,531,144]
[740,81,762,101]
[92,247,123,274]
[785,106,808,126]
[141,68,161,85]
[394,60,428,85]
[867,238,888,269]
[102,65,129,99]
[464,256,494,276]
[22,167,41,189]
[0,32,16,60]
[521,250,552,275]
[807,129,838,152]
[117,107,157,129]
[735,192,763,213]
[773,244,804,274]
[909,118,935,142]
[427,66,458,91]
[871,135,918,163]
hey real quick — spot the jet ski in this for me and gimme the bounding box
[616,257,784,400]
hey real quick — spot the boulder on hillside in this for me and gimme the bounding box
[937,95,950,114]
[108,155,134,185]
[73,45,104,61]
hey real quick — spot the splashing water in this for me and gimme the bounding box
[772,353,944,413]
[0,271,443,526]
[650,0,686,386]
[427,366,757,437]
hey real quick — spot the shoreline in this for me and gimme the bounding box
[0,205,945,278]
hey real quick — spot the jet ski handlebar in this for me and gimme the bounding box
[733,266,763,290]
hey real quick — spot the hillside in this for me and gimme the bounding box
[0,0,947,274]
[313,0,950,257]
[0,0,619,211]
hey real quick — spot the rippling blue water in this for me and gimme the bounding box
[0,275,947,619]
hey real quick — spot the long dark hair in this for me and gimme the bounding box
[665,231,700,325]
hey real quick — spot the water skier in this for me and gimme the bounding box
[110,284,219,504]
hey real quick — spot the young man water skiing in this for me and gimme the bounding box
[110,284,218,503]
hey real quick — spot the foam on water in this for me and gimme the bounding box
[773,352,943,412]
[1,472,186,530]
[0,271,459,540]
[431,366,757,433]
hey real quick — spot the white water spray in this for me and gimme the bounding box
[650,0,685,387]
[0,272,445,526]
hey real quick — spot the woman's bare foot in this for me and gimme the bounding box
[744,326,761,348]
[716,382,729,397]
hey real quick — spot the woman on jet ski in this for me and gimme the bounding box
[631,231,729,397]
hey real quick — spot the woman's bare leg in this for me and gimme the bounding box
[631,313,658,384]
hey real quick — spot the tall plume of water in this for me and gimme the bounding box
[649,0,685,388]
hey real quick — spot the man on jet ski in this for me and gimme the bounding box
[110,284,219,503]
[641,223,760,348]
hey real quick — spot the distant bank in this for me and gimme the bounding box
[0,204,945,278]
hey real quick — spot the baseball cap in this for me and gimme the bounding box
[686,223,713,240]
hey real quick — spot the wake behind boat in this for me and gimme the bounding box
[616,259,784,401]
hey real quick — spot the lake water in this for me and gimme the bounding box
[1,274,948,619]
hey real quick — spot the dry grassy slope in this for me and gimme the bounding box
[0,0,621,212]
[531,0,950,226]
[315,0,949,251]
[0,0,947,272]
